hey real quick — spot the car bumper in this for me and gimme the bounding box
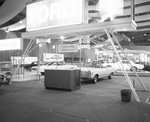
[81,77,92,80]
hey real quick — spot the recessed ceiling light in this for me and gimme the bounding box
[19,20,23,23]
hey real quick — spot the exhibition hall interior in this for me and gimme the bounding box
[0,0,150,122]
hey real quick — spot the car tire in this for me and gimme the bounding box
[93,75,98,83]
[108,73,112,79]
[131,66,137,71]
[41,72,44,75]
[45,87,49,89]
[4,79,10,85]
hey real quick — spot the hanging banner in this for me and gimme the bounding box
[0,38,22,51]
[58,44,78,53]
[27,0,84,31]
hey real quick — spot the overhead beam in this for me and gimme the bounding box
[22,19,136,39]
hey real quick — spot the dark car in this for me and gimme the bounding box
[0,61,12,86]
[143,65,150,72]
[24,61,47,71]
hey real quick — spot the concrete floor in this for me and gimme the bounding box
[0,74,150,122]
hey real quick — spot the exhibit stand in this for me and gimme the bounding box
[11,0,148,102]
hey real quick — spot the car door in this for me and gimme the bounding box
[124,60,132,70]
[98,65,109,78]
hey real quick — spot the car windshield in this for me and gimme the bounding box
[32,61,47,65]
[47,62,66,66]
[82,62,103,68]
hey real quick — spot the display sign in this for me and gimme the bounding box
[11,56,38,65]
[58,44,78,53]
[27,0,84,31]
[36,38,51,44]
[0,38,22,51]
[79,36,90,44]
[79,44,90,49]
[43,53,64,62]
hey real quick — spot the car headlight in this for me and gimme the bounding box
[88,70,91,78]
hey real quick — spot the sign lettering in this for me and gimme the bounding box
[27,0,84,31]
[43,53,64,62]
[0,38,22,51]
[58,44,79,53]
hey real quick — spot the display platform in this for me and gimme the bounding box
[44,69,81,92]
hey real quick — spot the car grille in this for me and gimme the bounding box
[81,71,90,78]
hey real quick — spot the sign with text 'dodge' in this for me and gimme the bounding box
[27,0,84,31]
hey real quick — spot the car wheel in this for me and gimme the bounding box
[41,72,44,75]
[45,87,49,89]
[4,79,11,85]
[131,66,137,71]
[93,75,98,83]
[108,73,112,79]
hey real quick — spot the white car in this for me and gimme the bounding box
[35,62,78,75]
[102,60,144,71]
[80,63,117,83]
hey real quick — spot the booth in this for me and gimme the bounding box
[13,0,148,102]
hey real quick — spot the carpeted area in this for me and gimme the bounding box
[0,76,150,122]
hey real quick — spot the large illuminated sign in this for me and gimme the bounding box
[27,0,84,31]
[0,38,22,51]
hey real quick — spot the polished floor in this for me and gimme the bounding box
[0,73,150,122]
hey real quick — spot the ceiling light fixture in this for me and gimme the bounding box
[19,20,23,23]
[5,27,9,33]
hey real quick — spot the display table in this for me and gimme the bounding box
[44,69,81,91]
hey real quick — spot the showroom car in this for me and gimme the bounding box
[80,62,117,83]
[33,61,79,75]
[24,61,48,71]
[102,60,144,71]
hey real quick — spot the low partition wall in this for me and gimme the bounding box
[44,69,81,91]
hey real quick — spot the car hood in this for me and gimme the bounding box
[80,67,100,71]
[0,71,10,75]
